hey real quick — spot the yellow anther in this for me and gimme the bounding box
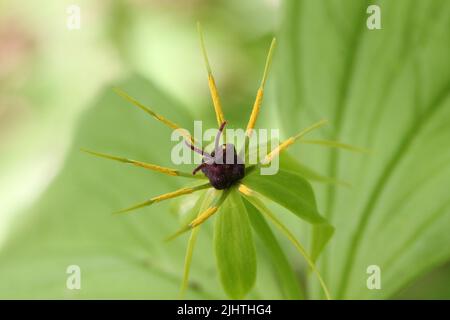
[246,88,264,135]
[198,22,226,126]
[238,184,254,197]
[245,38,276,135]
[208,75,225,125]
[262,137,295,164]
[189,206,218,228]
[114,87,195,143]
[115,183,210,214]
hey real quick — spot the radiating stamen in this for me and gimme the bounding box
[197,22,225,126]
[245,38,277,137]
[262,119,328,164]
[165,189,230,241]
[114,87,195,143]
[114,183,211,214]
[81,148,203,179]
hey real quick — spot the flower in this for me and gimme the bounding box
[82,23,364,299]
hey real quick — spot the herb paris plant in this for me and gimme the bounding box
[83,23,360,299]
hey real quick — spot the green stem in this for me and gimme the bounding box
[180,226,201,298]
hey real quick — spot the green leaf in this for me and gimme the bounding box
[310,223,335,263]
[244,198,303,299]
[243,169,323,224]
[214,189,257,299]
[278,0,450,298]
[242,169,334,261]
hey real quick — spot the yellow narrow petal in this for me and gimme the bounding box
[114,87,179,130]
[197,22,225,126]
[114,88,194,143]
[166,189,229,241]
[151,187,196,203]
[262,137,295,164]
[208,75,225,125]
[189,206,218,228]
[245,38,276,135]
[133,162,177,176]
[261,119,328,164]
[245,88,264,135]
[115,184,210,214]
[81,149,204,178]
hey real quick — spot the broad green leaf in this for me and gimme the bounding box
[244,198,303,299]
[277,0,450,299]
[214,189,257,299]
[243,169,323,224]
[310,223,335,263]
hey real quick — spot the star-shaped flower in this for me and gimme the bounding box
[83,23,364,299]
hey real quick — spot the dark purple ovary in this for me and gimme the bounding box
[201,144,245,190]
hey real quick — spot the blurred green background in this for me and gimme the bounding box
[0,0,449,299]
